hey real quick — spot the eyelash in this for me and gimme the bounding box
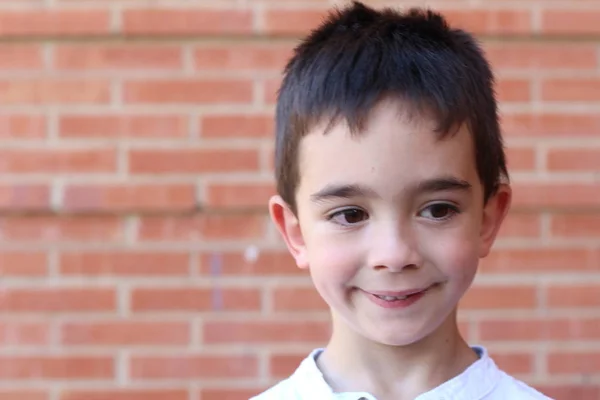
[326,207,368,226]
[326,203,461,226]
[419,202,461,221]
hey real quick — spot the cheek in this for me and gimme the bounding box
[305,230,361,286]
[421,230,480,282]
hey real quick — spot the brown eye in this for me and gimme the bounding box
[420,203,459,220]
[330,208,368,225]
[430,204,452,218]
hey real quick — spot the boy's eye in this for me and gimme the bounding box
[329,208,368,225]
[419,203,459,220]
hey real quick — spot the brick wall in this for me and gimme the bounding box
[0,0,598,399]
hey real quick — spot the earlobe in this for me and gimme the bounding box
[479,184,512,258]
[268,195,309,269]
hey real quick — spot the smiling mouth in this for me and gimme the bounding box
[360,284,439,309]
[373,294,413,301]
[365,283,439,301]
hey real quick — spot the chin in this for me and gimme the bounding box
[363,326,433,347]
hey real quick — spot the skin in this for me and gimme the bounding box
[269,99,511,400]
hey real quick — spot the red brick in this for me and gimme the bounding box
[0,45,43,69]
[485,43,598,70]
[201,114,274,139]
[0,0,591,391]
[0,392,47,400]
[0,322,50,346]
[0,148,116,174]
[263,8,327,35]
[63,184,197,212]
[547,148,600,171]
[0,185,50,211]
[264,78,281,104]
[0,10,109,36]
[506,146,535,171]
[535,385,600,400]
[496,78,531,102]
[270,353,305,378]
[551,213,600,238]
[0,80,110,104]
[489,352,534,375]
[60,390,188,400]
[123,79,252,104]
[0,115,46,138]
[0,356,114,379]
[59,115,188,139]
[263,8,532,36]
[497,212,540,238]
[542,10,600,34]
[0,288,116,313]
[548,352,600,374]
[460,285,537,310]
[200,389,266,400]
[129,354,258,379]
[547,285,600,309]
[198,250,301,276]
[128,148,259,174]
[194,44,292,71]
[480,249,599,273]
[479,318,600,341]
[0,252,47,277]
[55,45,183,70]
[205,182,275,208]
[271,287,327,311]
[542,78,600,102]
[502,112,600,137]
[123,9,253,35]
[59,251,190,277]
[130,287,261,312]
[0,216,123,242]
[60,321,190,346]
[441,9,532,35]
[512,183,600,209]
[137,215,266,241]
[266,145,275,172]
[203,320,330,344]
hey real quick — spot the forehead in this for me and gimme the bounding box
[296,101,479,199]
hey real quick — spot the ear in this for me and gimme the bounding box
[268,195,309,269]
[479,184,512,258]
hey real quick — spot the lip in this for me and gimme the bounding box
[360,283,438,309]
[363,284,435,297]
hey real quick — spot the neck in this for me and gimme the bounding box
[316,310,478,400]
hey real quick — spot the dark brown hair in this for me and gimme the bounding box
[274,1,508,213]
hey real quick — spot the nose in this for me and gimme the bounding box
[366,221,423,273]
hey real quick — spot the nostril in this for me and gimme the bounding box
[373,263,419,271]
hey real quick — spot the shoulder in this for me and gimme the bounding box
[490,371,555,399]
[456,346,554,400]
[250,377,301,400]
[250,348,325,400]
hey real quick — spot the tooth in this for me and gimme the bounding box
[376,295,408,301]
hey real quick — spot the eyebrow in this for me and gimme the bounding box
[416,177,472,193]
[310,177,472,203]
[310,183,378,202]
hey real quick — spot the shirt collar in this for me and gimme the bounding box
[291,346,502,400]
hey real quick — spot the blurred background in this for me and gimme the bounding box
[0,0,597,399]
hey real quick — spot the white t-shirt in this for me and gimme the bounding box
[251,346,554,400]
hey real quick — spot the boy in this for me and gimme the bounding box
[252,2,553,399]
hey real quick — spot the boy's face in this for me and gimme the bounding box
[270,100,511,347]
